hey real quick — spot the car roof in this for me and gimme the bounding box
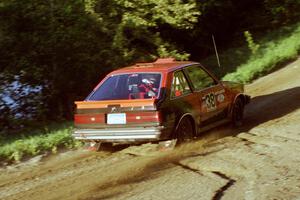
[109,58,198,75]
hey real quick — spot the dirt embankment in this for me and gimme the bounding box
[0,58,299,200]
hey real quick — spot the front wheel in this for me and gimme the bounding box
[175,117,194,145]
[232,98,244,127]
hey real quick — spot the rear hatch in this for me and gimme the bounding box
[75,72,163,129]
[74,99,160,129]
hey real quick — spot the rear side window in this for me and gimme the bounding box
[88,73,161,100]
[185,65,216,91]
[171,71,191,98]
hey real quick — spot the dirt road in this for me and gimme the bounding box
[1,58,300,200]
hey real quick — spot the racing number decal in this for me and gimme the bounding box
[205,93,216,111]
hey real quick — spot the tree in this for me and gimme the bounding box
[0,0,110,121]
[0,0,200,128]
[86,0,200,63]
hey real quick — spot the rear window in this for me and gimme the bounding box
[88,73,162,100]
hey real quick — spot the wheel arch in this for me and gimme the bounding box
[233,93,248,106]
[174,113,197,137]
[230,94,245,115]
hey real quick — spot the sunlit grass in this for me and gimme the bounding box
[222,23,300,83]
[201,23,300,83]
[0,124,82,163]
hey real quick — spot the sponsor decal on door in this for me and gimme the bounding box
[204,93,217,111]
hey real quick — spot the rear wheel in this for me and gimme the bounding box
[175,117,194,145]
[232,98,244,127]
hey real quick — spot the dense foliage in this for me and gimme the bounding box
[1,0,300,131]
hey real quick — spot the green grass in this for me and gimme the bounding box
[223,24,300,83]
[202,22,300,83]
[0,123,82,163]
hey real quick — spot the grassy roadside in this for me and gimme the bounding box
[1,22,300,164]
[223,23,300,83]
[0,123,82,164]
[202,22,300,83]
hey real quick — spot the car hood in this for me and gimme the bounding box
[221,81,244,93]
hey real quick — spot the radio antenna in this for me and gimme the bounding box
[212,35,221,68]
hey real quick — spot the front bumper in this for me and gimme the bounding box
[72,126,164,143]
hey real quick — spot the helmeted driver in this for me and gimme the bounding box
[139,76,158,98]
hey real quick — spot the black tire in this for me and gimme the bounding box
[98,142,113,151]
[175,117,194,145]
[232,98,244,127]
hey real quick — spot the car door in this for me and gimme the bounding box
[184,65,229,125]
[167,70,202,128]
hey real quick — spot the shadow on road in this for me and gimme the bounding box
[201,86,300,141]
[242,86,300,130]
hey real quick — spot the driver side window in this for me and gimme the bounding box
[171,70,191,98]
[185,65,216,91]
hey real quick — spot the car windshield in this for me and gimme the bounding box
[88,73,162,100]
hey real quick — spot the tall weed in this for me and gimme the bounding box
[223,23,300,83]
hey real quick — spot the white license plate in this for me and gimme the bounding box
[107,113,126,124]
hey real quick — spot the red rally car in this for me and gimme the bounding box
[73,58,250,146]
